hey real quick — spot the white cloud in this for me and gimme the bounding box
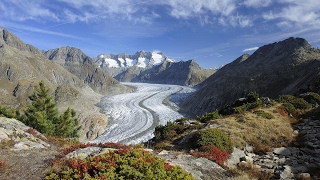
[262,0,320,25]
[2,21,81,39]
[242,47,259,52]
[219,14,253,27]
[162,0,237,18]
[1,0,59,21]
[243,0,272,8]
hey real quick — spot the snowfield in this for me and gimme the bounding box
[90,83,195,144]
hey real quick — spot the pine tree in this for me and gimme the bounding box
[22,80,57,136]
[55,108,81,138]
[21,80,81,137]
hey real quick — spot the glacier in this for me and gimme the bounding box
[90,83,195,144]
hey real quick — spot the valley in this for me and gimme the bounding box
[90,83,195,144]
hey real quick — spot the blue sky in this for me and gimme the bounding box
[1,0,320,68]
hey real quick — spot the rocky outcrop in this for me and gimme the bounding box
[44,47,132,95]
[156,150,230,180]
[0,27,42,55]
[0,117,50,150]
[227,118,320,179]
[183,37,320,115]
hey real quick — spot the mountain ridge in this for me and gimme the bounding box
[95,51,214,86]
[44,46,132,95]
[0,27,125,141]
[182,37,320,116]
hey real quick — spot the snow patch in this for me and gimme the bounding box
[104,58,119,68]
[137,57,148,68]
[152,52,164,65]
[118,58,125,67]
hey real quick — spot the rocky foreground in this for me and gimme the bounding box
[227,118,320,179]
[1,115,320,179]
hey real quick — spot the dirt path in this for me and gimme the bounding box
[0,147,59,180]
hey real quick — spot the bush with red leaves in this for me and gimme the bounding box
[191,145,229,167]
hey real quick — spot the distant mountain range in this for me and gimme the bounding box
[94,51,215,86]
[3,26,320,135]
[182,37,320,116]
[95,51,173,69]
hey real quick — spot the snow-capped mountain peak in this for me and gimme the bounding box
[94,50,174,69]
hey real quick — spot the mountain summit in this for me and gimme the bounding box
[44,47,131,95]
[182,37,320,115]
[94,51,214,86]
[95,50,174,69]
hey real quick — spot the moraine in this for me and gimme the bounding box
[90,83,194,144]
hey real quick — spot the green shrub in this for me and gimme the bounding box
[46,148,194,180]
[278,95,296,103]
[175,117,188,123]
[193,128,233,153]
[0,106,19,119]
[278,94,312,110]
[253,110,274,119]
[289,98,311,110]
[282,103,296,114]
[154,121,187,142]
[234,104,249,114]
[197,110,222,123]
[246,91,259,103]
[306,92,320,104]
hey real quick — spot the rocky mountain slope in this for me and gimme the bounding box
[95,51,214,86]
[44,47,131,95]
[182,37,320,116]
[0,27,124,141]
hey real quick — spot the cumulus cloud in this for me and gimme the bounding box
[242,47,259,52]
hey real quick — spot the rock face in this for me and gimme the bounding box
[183,37,320,115]
[156,150,230,180]
[44,47,132,95]
[95,51,215,86]
[0,27,112,141]
[0,27,87,107]
[0,117,50,150]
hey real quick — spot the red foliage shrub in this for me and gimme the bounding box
[191,145,229,167]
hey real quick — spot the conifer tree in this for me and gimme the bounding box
[22,80,57,136]
[21,80,81,137]
[55,107,81,138]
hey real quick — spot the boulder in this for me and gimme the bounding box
[273,147,291,157]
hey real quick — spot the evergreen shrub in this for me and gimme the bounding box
[193,128,233,153]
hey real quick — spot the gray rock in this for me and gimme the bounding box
[0,127,9,141]
[158,150,169,155]
[273,147,291,156]
[226,147,246,168]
